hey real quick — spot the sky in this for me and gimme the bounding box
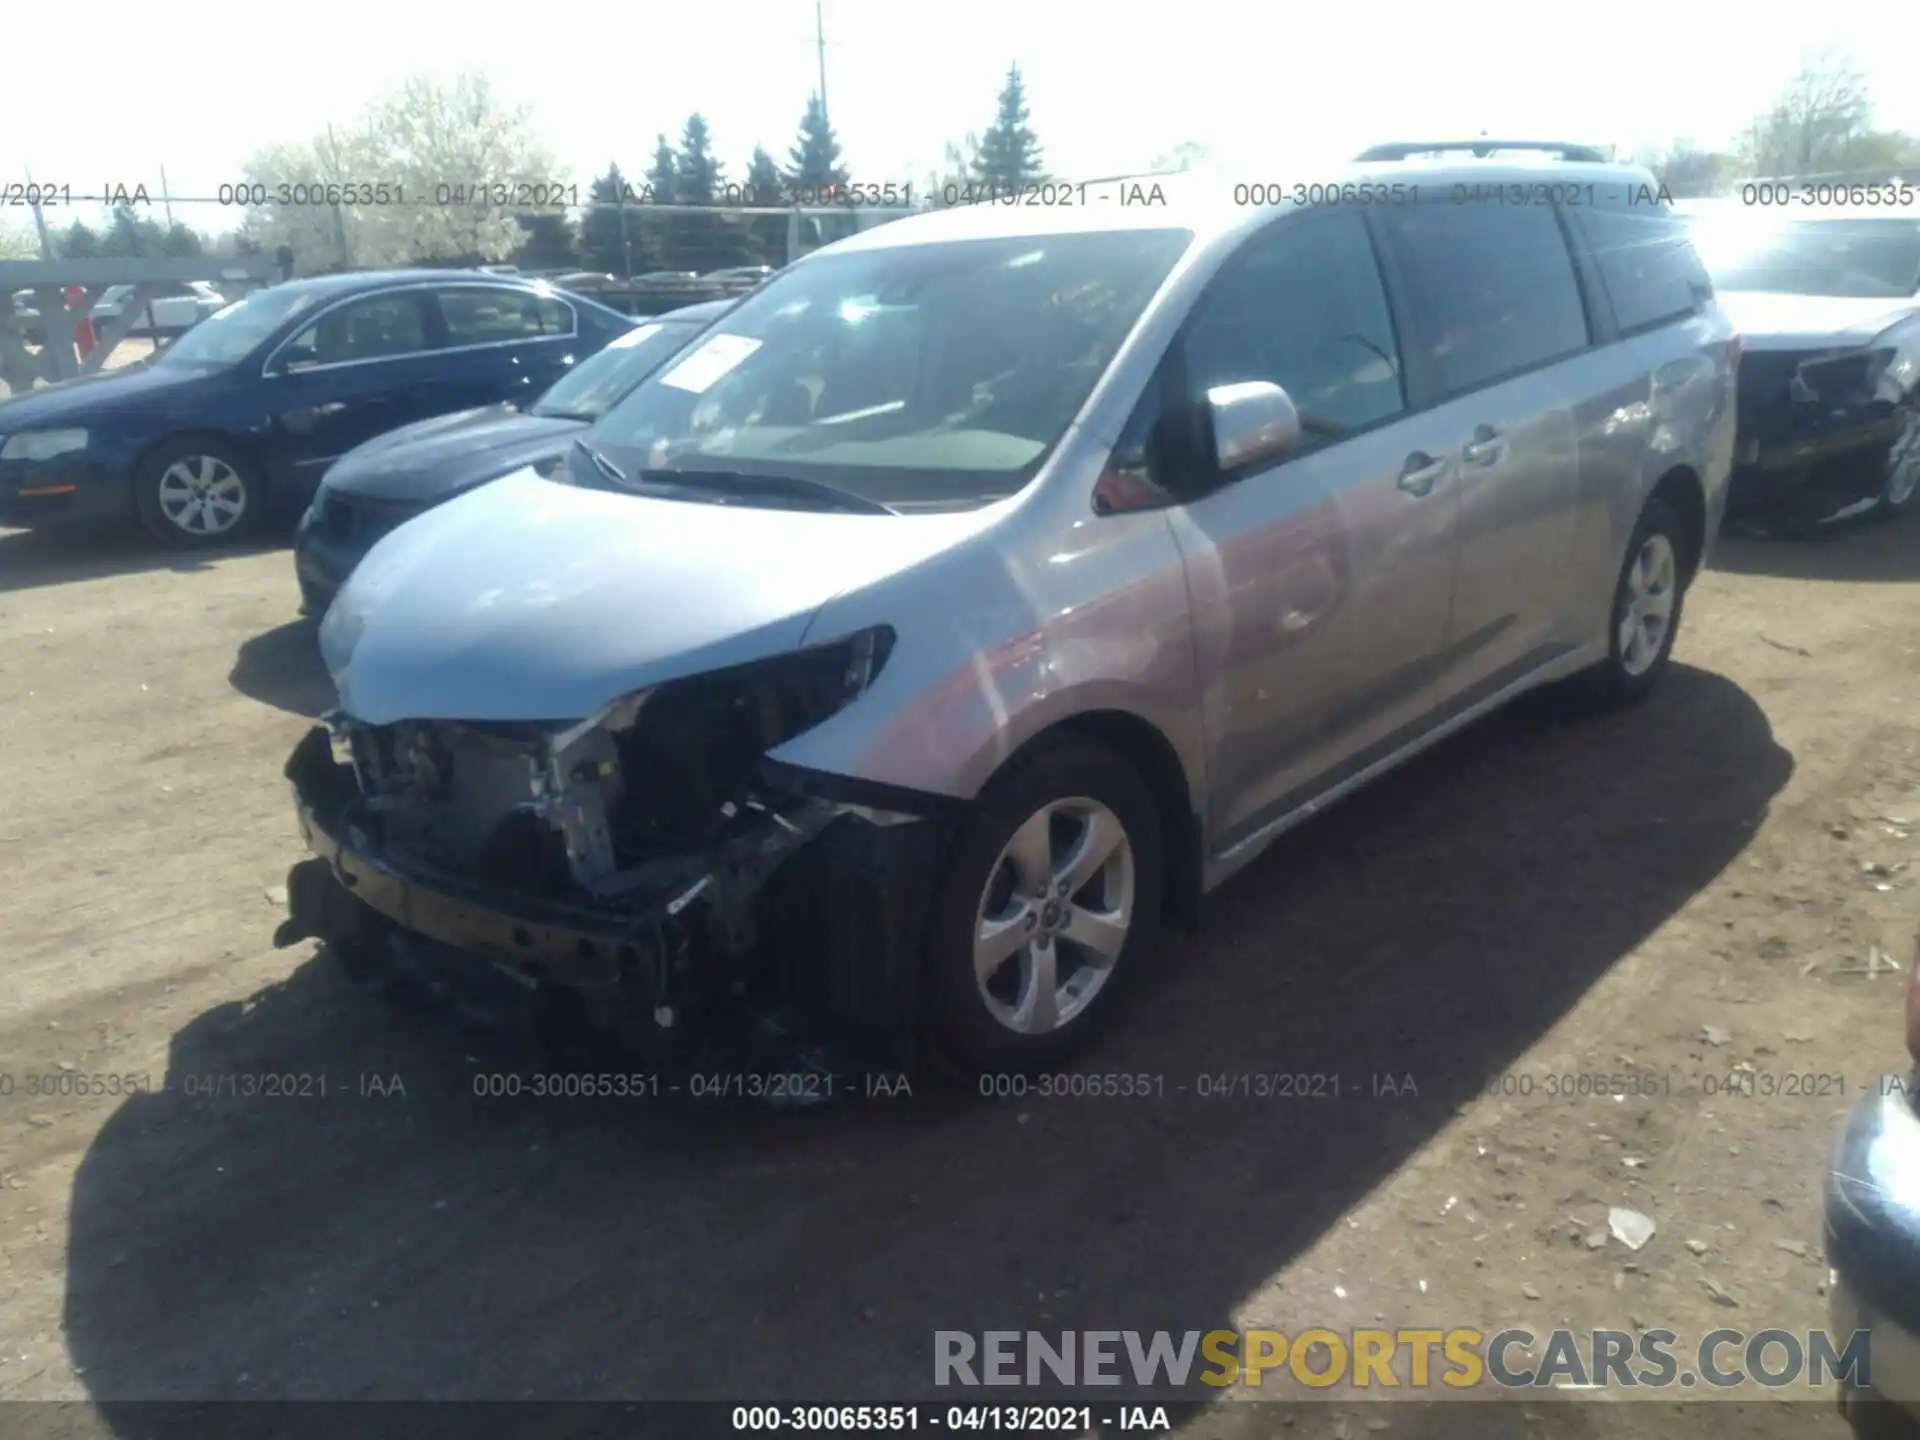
[5,0,1920,238]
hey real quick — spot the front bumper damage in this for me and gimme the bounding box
[276,690,952,1078]
[1728,345,1914,527]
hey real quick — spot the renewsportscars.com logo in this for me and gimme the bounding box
[933,1328,1873,1391]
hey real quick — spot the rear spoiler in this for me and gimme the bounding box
[1356,140,1610,163]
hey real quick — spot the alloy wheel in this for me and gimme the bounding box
[973,797,1135,1035]
[1617,533,1677,678]
[155,454,248,537]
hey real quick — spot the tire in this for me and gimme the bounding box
[134,435,265,548]
[1573,496,1689,710]
[1866,412,1920,526]
[921,739,1165,1078]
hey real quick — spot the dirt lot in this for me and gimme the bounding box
[1,513,1918,1438]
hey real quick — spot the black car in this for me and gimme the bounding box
[291,298,730,616]
[0,270,634,548]
[1685,206,1920,530]
[1826,933,1920,1437]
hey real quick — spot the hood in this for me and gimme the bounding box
[321,406,585,503]
[320,467,1005,725]
[0,359,215,427]
[1716,291,1918,352]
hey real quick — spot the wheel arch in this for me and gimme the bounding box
[995,707,1204,934]
[1646,464,1707,585]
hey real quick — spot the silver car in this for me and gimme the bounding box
[279,149,1737,1077]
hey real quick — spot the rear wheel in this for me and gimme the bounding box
[922,740,1164,1078]
[1572,496,1688,710]
[134,436,265,548]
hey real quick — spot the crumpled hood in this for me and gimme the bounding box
[1717,291,1919,352]
[320,467,1005,724]
[321,406,585,503]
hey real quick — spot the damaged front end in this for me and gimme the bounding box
[279,626,948,1070]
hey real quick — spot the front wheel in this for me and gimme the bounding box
[134,437,265,548]
[1572,496,1688,710]
[922,740,1164,1078]
[1866,412,1920,525]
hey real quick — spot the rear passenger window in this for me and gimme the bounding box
[437,289,574,344]
[1576,208,1711,334]
[1180,211,1405,452]
[1378,202,1590,398]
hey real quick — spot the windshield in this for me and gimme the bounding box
[529,319,706,420]
[1688,216,1920,299]
[586,228,1192,508]
[158,285,322,367]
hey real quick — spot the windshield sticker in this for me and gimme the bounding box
[607,323,664,351]
[658,333,763,393]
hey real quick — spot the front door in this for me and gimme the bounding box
[1158,209,1458,853]
[263,289,446,500]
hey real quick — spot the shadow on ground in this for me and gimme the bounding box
[61,667,1793,1434]
[229,619,335,718]
[1712,512,1920,584]
[0,525,283,596]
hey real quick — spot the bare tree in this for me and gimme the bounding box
[0,220,39,259]
[1149,141,1211,173]
[925,133,982,206]
[1739,48,1873,176]
[1636,140,1736,197]
[237,73,557,272]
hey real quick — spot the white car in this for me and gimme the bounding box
[92,282,227,335]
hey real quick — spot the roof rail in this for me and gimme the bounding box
[1355,140,1610,163]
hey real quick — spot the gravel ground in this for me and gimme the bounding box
[0,513,1917,1439]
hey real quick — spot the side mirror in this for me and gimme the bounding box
[1205,381,1301,473]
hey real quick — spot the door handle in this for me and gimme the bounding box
[1397,452,1447,497]
[1461,423,1507,467]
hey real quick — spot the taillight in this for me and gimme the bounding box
[1905,935,1920,1066]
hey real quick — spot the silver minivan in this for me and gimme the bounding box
[281,149,1738,1076]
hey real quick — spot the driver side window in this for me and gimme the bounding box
[1181,212,1406,454]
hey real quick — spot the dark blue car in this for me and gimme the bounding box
[293,298,729,615]
[0,270,634,548]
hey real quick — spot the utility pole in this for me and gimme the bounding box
[23,167,54,258]
[160,165,176,228]
[815,0,830,134]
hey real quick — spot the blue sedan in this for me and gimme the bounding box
[293,299,730,616]
[0,270,634,547]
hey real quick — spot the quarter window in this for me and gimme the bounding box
[1577,208,1711,333]
[1378,202,1590,397]
[436,288,573,344]
[1180,211,1406,453]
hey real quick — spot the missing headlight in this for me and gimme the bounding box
[604,627,894,858]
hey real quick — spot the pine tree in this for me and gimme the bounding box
[160,223,205,257]
[641,135,680,270]
[784,94,850,192]
[672,114,753,271]
[973,65,1045,190]
[511,212,577,270]
[579,163,645,277]
[744,146,788,262]
[676,114,722,203]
